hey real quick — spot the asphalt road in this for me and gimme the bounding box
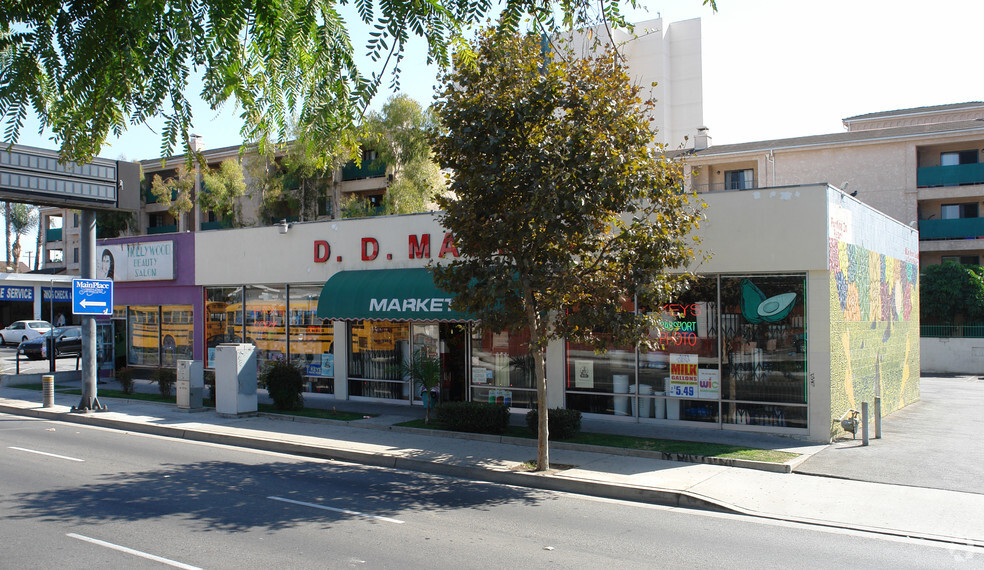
[0,412,976,569]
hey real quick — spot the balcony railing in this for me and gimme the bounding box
[917,163,984,188]
[918,217,984,240]
[200,220,233,231]
[45,228,63,242]
[692,179,759,193]
[145,187,179,204]
[147,224,178,235]
[341,160,387,181]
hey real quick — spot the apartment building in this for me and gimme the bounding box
[684,101,984,267]
[39,140,391,273]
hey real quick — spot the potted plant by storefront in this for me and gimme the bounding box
[393,349,442,424]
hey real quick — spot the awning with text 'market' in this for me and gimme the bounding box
[316,268,477,322]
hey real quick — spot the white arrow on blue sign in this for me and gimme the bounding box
[72,279,114,315]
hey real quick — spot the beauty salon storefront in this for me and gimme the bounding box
[189,183,918,442]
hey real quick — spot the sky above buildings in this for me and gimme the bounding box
[8,0,984,261]
[14,0,983,161]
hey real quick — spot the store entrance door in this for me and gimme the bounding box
[440,323,468,402]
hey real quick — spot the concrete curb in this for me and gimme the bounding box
[2,399,981,549]
[0,401,734,515]
[256,411,797,473]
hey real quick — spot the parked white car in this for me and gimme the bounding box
[0,320,52,346]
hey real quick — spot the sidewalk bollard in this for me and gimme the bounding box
[874,396,882,439]
[42,374,54,408]
[861,401,869,446]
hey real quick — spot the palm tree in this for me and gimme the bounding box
[8,204,38,272]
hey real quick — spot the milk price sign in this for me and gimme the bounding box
[72,279,113,315]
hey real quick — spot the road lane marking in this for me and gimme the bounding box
[67,534,201,569]
[9,446,83,462]
[268,496,405,524]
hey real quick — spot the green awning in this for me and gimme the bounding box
[317,268,476,322]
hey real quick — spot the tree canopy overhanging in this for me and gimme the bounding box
[430,30,706,469]
[0,0,715,163]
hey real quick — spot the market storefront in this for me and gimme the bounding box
[565,274,808,429]
[189,184,919,442]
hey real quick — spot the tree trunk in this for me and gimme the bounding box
[34,219,41,270]
[10,239,21,273]
[525,287,549,471]
[4,202,11,268]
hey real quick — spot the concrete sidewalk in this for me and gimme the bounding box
[0,382,981,548]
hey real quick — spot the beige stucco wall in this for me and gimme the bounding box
[689,184,830,274]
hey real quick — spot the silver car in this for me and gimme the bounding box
[0,320,53,346]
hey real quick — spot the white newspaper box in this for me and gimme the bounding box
[176,359,204,410]
[214,343,257,417]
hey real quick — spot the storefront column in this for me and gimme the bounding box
[332,320,348,399]
[545,337,566,409]
[32,285,42,320]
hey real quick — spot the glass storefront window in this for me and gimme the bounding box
[161,305,194,366]
[245,285,287,372]
[644,277,720,422]
[205,287,242,368]
[127,306,159,367]
[720,275,807,428]
[288,285,334,393]
[566,338,635,416]
[470,328,537,409]
[348,320,410,399]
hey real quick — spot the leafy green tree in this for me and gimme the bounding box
[149,166,196,225]
[0,0,666,163]
[7,202,37,272]
[920,262,984,325]
[151,159,248,227]
[431,31,705,470]
[363,94,446,214]
[96,210,137,239]
[250,134,356,223]
[201,159,248,225]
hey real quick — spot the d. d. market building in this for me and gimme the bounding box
[102,183,919,443]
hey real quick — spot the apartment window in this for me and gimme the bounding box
[724,169,754,190]
[940,202,979,219]
[941,150,979,166]
[72,213,79,227]
[941,255,979,266]
[73,247,79,263]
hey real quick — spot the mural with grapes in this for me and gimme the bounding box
[828,236,919,437]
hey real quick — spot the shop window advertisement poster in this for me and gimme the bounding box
[698,368,720,399]
[322,353,334,377]
[668,353,698,397]
[472,366,488,384]
[573,359,594,388]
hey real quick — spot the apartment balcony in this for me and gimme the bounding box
[45,228,63,243]
[145,187,179,204]
[200,220,233,231]
[147,224,178,235]
[919,218,984,240]
[692,179,759,193]
[917,163,984,188]
[341,161,386,181]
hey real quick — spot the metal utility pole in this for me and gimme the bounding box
[72,209,103,412]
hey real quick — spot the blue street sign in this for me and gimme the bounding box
[72,279,113,315]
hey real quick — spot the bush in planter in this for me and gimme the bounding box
[436,401,510,434]
[388,348,442,424]
[260,358,305,410]
[526,408,582,440]
[115,367,134,395]
[153,367,177,398]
